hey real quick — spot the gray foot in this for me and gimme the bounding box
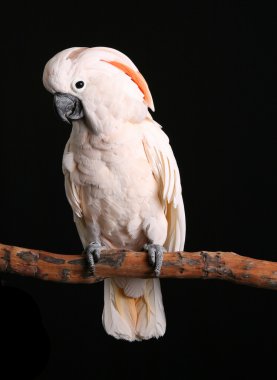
[143,243,166,277]
[84,241,104,274]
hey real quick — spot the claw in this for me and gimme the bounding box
[143,243,166,277]
[84,241,104,274]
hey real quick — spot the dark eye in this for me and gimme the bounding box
[75,81,84,89]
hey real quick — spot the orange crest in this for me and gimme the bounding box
[101,60,154,111]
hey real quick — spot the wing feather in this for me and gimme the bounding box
[62,140,82,219]
[142,121,186,252]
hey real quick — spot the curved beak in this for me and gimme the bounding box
[53,93,84,125]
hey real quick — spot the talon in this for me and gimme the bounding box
[143,243,166,277]
[86,251,96,274]
[84,241,104,274]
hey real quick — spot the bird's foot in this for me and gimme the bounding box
[143,243,166,277]
[83,241,104,274]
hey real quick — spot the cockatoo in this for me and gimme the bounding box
[43,47,186,341]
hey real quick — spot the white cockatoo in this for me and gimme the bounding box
[43,47,186,341]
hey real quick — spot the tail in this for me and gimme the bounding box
[102,277,166,341]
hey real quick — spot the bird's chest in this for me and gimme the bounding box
[75,145,151,193]
[68,127,156,219]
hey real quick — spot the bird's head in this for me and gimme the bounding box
[43,47,154,134]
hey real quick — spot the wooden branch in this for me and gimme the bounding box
[0,243,276,290]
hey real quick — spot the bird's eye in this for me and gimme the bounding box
[75,81,84,89]
[72,80,86,92]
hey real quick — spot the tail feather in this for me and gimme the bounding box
[102,278,166,341]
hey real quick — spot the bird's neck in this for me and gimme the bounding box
[70,119,143,151]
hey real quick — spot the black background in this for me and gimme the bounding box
[1,2,276,379]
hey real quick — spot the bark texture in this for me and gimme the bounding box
[0,243,276,290]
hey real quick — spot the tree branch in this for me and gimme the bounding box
[0,243,276,290]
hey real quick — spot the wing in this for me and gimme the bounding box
[62,140,82,217]
[62,140,87,248]
[142,121,186,252]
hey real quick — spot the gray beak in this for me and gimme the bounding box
[53,93,84,125]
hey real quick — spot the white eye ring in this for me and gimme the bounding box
[72,80,86,92]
